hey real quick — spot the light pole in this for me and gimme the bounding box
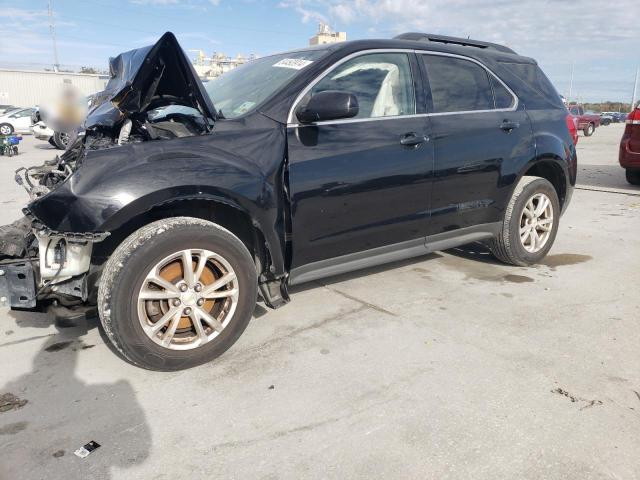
[568,61,575,102]
[632,67,639,110]
[48,0,60,72]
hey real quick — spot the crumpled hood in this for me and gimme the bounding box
[85,32,217,129]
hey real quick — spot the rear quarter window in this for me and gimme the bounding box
[499,61,563,109]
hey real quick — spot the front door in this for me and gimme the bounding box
[287,52,434,269]
[419,53,534,235]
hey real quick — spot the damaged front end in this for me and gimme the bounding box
[0,31,217,311]
[0,215,109,309]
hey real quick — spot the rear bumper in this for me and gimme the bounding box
[0,261,37,309]
[619,139,640,169]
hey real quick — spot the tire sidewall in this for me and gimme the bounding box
[507,179,560,264]
[584,123,594,136]
[104,223,257,370]
[0,124,13,135]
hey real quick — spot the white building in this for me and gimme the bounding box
[309,23,347,46]
[191,50,257,80]
[0,69,108,107]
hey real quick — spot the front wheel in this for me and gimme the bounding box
[98,217,258,371]
[489,176,560,266]
[583,123,595,136]
[626,169,640,186]
[0,123,13,135]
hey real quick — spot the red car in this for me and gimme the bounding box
[620,104,640,185]
[568,104,600,136]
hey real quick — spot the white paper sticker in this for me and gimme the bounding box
[273,58,313,70]
[233,101,256,115]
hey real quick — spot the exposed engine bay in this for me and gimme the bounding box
[15,31,216,200]
[0,32,218,309]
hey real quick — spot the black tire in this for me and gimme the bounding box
[626,169,640,186]
[98,217,258,371]
[48,137,57,147]
[0,123,13,135]
[583,123,595,136]
[489,176,560,266]
[53,131,69,150]
[601,118,611,126]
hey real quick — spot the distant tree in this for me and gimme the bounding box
[80,66,98,74]
[582,101,633,113]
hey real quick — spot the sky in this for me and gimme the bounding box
[0,0,639,102]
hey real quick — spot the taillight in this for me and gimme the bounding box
[566,114,578,145]
[626,109,640,125]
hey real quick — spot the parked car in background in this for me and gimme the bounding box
[600,112,613,126]
[0,32,577,370]
[0,105,16,115]
[568,105,600,136]
[601,111,627,123]
[30,121,70,149]
[30,109,70,149]
[619,103,640,185]
[0,107,35,135]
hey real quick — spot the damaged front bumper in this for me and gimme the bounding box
[0,216,108,309]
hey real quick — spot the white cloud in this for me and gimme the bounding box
[278,0,328,24]
[282,0,640,101]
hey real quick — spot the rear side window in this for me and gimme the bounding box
[490,76,515,109]
[422,55,494,113]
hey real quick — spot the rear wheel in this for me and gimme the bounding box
[489,176,560,266]
[98,217,258,371]
[0,124,13,135]
[583,123,595,136]
[626,169,640,186]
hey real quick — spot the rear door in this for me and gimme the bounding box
[419,53,534,235]
[287,51,434,269]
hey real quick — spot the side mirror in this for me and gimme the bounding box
[296,90,359,123]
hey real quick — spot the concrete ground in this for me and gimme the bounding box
[1,125,639,480]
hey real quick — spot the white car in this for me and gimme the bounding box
[0,108,35,135]
[30,121,70,149]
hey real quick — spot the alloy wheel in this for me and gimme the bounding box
[136,249,239,350]
[519,193,554,253]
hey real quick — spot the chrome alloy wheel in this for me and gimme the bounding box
[137,249,239,350]
[519,193,554,253]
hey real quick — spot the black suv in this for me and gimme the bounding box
[0,32,576,370]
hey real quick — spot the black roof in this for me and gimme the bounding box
[394,32,517,54]
[298,33,530,65]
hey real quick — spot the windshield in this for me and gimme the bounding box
[204,50,327,119]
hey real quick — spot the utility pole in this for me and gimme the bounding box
[48,0,60,72]
[632,66,639,110]
[568,61,575,102]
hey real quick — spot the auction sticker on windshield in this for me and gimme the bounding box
[273,58,313,70]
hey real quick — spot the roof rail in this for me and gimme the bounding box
[394,32,516,55]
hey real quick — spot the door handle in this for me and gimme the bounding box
[500,120,520,132]
[400,132,428,146]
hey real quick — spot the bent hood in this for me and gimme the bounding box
[86,32,217,129]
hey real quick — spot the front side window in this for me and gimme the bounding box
[422,55,496,113]
[306,53,416,119]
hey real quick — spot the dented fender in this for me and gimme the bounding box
[27,113,290,277]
